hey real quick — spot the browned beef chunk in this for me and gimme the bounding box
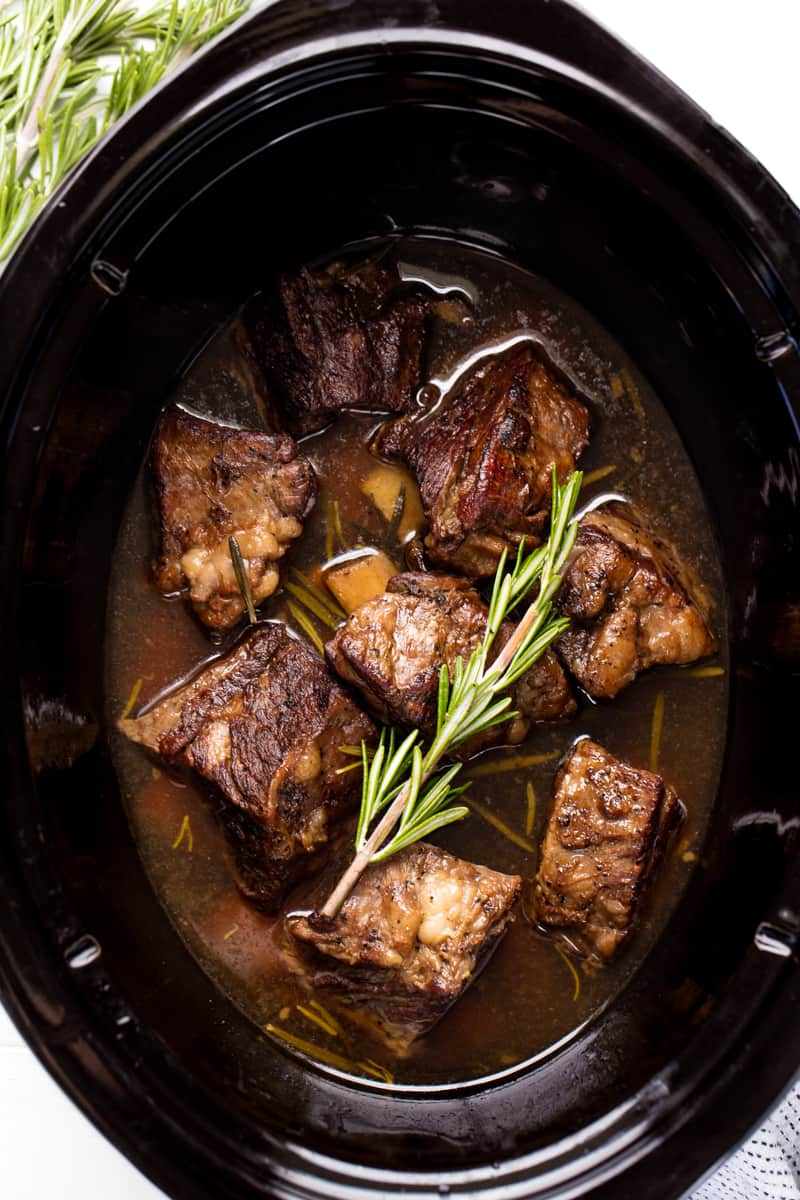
[118,624,375,911]
[287,843,520,1052]
[325,571,575,751]
[534,738,684,960]
[379,343,590,578]
[556,507,716,698]
[246,259,428,436]
[152,408,316,630]
[513,646,578,724]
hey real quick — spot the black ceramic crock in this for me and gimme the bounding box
[1,1,799,1196]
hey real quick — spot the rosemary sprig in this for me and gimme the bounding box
[0,0,248,263]
[319,469,583,917]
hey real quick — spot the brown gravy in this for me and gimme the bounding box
[106,239,728,1088]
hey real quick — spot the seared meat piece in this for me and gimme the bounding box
[325,571,575,749]
[153,408,316,630]
[379,343,590,577]
[326,571,485,729]
[534,738,683,960]
[513,646,578,724]
[288,843,520,1052]
[246,259,428,435]
[118,624,375,911]
[556,507,716,698]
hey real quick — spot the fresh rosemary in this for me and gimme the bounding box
[320,469,583,917]
[0,0,248,262]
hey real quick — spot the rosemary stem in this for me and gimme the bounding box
[320,768,431,918]
[167,41,195,75]
[490,597,544,679]
[15,22,70,175]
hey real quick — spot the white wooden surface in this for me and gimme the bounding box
[0,1007,162,1198]
[2,2,799,1196]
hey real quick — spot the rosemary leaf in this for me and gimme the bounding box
[649,691,665,773]
[289,567,345,620]
[555,945,581,1003]
[331,497,349,551]
[228,534,257,624]
[339,743,373,759]
[285,581,341,630]
[334,760,362,777]
[463,796,534,854]
[525,780,536,836]
[370,804,469,861]
[286,601,324,655]
[466,750,559,778]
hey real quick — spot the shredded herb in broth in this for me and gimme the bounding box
[463,796,536,854]
[467,750,560,777]
[650,692,666,774]
[106,237,728,1087]
[525,782,537,837]
[554,946,581,1004]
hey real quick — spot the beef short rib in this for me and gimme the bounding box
[556,506,716,698]
[288,842,520,1053]
[379,343,590,577]
[325,571,575,752]
[534,738,684,960]
[118,624,375,911]
[246,258,428,436]
[152,408,316,630]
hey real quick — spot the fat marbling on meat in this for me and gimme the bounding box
[534,738,684,960]
[245,258,429,436]
[287,842,520,1053]
[118,624,375,911]
[152,408,316,630]
[379,342,590,578]
[556,506,716,698]
[325,571,576,752]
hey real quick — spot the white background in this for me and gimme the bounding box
[2,1,799,1197]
